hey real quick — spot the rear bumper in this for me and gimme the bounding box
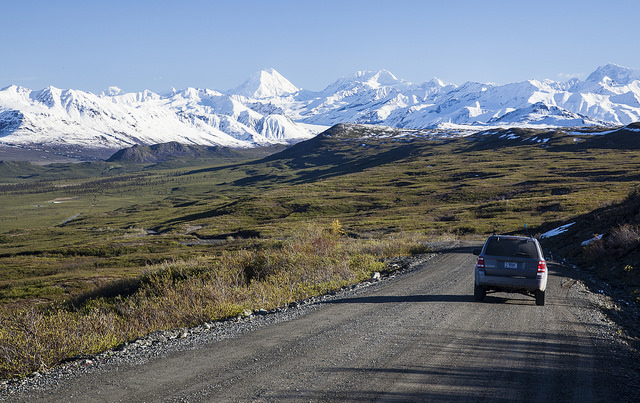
[475,269,547,292]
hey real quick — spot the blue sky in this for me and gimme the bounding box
[2,0,639,94]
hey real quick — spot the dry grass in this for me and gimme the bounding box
[0,222,428,379]
[584,223,640,268]
[610,223,640,250]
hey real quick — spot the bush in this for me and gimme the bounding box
[610,223,640,250]
[0,307,125,378]
[584,223,640,262]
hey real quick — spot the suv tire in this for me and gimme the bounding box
[535,289,545,306]
[474,284,486,301]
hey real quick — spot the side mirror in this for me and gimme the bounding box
[473,249,481,256]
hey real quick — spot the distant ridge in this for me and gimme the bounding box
[106,142,243,164]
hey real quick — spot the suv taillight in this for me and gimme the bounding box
[477,256,485,269]
[537,261,546,273]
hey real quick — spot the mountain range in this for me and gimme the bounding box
[1,64,639,160]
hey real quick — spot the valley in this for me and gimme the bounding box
[1,123,640,381]
[2,123,640,303]
[0,125,640,298]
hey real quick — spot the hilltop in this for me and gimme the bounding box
[106,142,243,164]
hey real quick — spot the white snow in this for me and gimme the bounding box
[288,64,640,128]
[581,234,603,246]
[230,68,299,99]
[540,222,576,239]
[1,64,640,152]
[0,76,315,150]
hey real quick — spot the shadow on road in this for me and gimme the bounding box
[329,294,475,304]
[269,328,639,402]
[329,294,540,305]
[328,290,552,306]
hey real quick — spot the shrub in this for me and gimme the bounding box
[0,307,125,378]
[584,224,640,262]
[583,237,607,262]
[610,223,640,250]
[330,219,346,236]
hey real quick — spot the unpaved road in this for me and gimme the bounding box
[7,245,640,402]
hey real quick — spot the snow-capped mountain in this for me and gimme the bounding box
[230,68,299,99]
[0,83,314,153]
[584,64,640,86]
[277,63,640,129]
[1,64,639,159]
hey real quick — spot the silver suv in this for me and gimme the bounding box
[473,235,547,306]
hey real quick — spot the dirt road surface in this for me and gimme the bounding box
[7,245,639,402]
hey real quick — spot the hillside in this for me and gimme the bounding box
[539,188,640,286]
[536,185,640,353]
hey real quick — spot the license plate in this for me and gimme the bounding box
[504,262,518,269]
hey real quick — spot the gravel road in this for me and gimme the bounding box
[3,244,639,402]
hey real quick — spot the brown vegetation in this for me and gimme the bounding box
[0,223,427,379]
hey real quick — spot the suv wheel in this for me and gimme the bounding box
[535,289,545,306]
[474,284,486,301]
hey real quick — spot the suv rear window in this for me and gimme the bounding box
[484,237,538,258]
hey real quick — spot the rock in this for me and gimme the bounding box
[371,272,381,281]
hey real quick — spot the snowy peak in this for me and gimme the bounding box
[231,68,299,99]
[31,86,63,108]
[586,63,640,85]
[353,70,406,88]
[101,86,124,96]
[424,77,446,88]
[323,69,414,93]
